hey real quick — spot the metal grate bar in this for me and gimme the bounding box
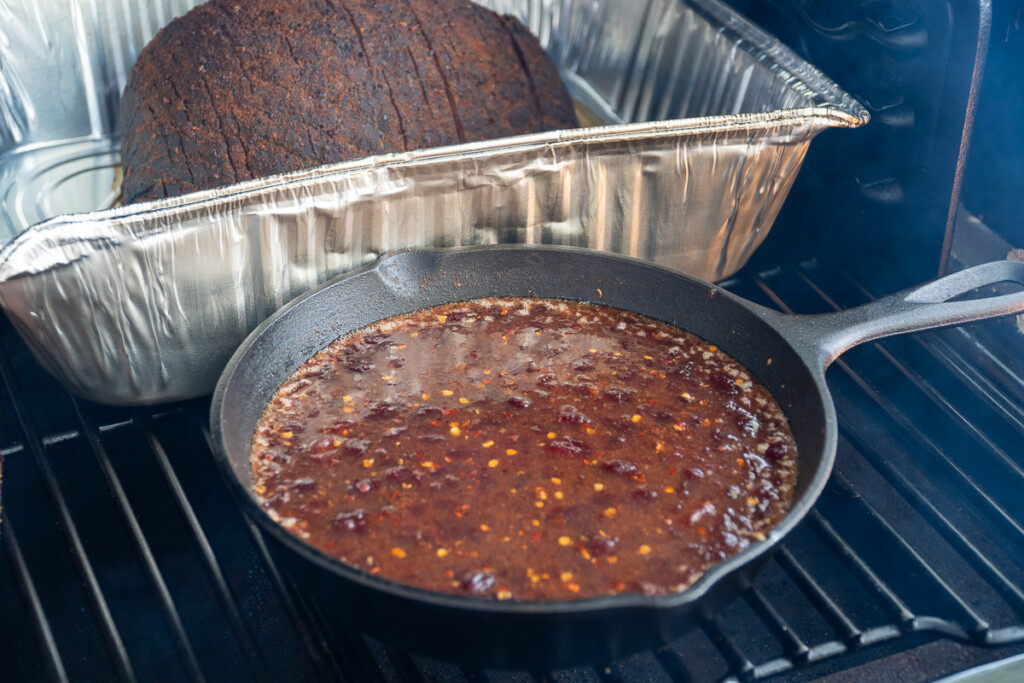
[0,353,137,683]
[652,648,695,682]
[925,332,1024,431]
[306,590,396,683]
[1,431,83,456]
[852,341,1024,540]
[899,336,1024,479]
[0,442,24,457]
[134,410,271,683]
[742,587,810,662]
[835,265,1024,424]
[798,268,1024,489]
[307,594,396,683]
[760,268,1024,625]
[197,421,354,681]
[807,508,915,625]
[819,472,986,637]
[749,656,796,680]
[70,404,204,681]
[702,618,754,679]
[984,626,1024,646]
[235,510,349,682]
[201,414,393,683]
[773,548,862,644]
[2,517,69,683]
[833,356,1024,614]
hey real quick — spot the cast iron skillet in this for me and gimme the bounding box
[210,245,1024,668]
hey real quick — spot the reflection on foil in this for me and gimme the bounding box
[0,0,867,405]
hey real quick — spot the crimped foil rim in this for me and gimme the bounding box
[0,105,866,281]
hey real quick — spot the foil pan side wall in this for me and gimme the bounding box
[0,124,815,405]
[429,0,864,125]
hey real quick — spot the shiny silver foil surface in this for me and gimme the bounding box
[0,0,867,405]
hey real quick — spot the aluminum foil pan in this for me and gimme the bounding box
[0,0,868,405]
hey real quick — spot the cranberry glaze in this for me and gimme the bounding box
[252,299,797,600]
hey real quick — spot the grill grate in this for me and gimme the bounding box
[2,261,1024,682]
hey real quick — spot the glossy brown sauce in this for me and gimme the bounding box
[252,298,798,600]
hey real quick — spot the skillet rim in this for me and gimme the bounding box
[209,244,838,618]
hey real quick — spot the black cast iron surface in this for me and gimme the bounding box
[2,259,1024,681]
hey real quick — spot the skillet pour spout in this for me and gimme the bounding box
[210,246,1024,668]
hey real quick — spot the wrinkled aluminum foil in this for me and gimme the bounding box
[0,0,868,405]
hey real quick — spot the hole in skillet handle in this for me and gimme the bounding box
[208,245,834,669]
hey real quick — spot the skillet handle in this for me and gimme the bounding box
[780,260,1024,370]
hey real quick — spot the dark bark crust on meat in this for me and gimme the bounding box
[120,0,578,204]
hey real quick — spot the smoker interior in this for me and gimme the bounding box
[3,0,1024,680]
[3,257,1024,681]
